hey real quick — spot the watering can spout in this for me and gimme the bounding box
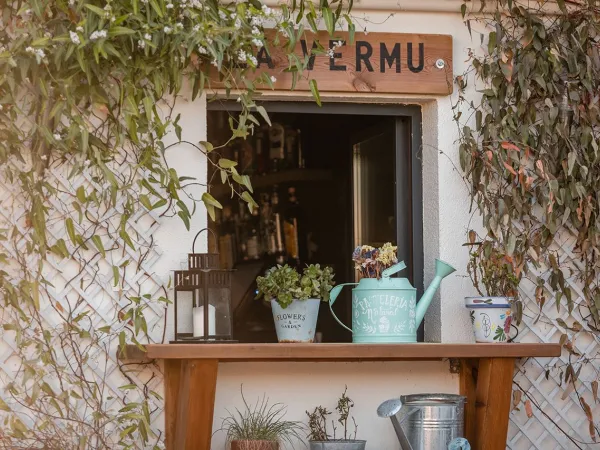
[415,259,456,327]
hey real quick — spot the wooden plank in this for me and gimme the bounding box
[214,31,453,95]
[128,343,560,361]
[459,359,478,445]
[164,359,218,450]
[473,358,515,450]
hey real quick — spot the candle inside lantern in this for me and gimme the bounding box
[193,304,216,338]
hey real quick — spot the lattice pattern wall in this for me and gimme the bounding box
[509,229,599,450]
[0,160,166,448]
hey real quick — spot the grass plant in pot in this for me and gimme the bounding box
[256,264,335,343]
[306,387,366,450]
[219,387,304,450]
[464,232,522,343]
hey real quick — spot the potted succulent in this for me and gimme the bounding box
[256,264,335,343]
[306,387,365,450]
[219,387,304,450]
[464,232,522,342]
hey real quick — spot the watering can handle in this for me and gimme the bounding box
[328,283,357,334]
[382,261,407,278]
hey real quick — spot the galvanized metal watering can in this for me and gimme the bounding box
[329,259,456,343]
[377,394,467,450]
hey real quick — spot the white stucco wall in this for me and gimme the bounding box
[197,7,484,449]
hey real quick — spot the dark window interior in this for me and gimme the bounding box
[206,102,422,343]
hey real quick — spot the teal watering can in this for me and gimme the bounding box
[329,259,456,343]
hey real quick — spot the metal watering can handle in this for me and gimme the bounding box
[328,283,358,333]
[382,261,407,278]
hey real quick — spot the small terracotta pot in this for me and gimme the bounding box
[231,440,280,450]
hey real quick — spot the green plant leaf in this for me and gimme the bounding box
[309,79,321,106]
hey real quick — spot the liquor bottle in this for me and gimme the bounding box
[268,123,285,172]
[245,206,261,260]
[283,186,301,265]
[270,186,286,264]
[219,205,236,269]
[284,127,297,170]
[255,127,267,175]
[297,129,305,169]
[259,193,274,254]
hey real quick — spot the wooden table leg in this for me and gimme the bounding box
[165,359,218,450]
[459,358,478,445]
[471,357,515,450]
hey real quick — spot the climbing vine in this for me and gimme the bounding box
[456,0,600,443]
[0,0,353,447]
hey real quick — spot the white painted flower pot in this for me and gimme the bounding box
[271,298,320,343]
[465,297,513,343]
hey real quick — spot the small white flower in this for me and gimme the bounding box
[35,49,45,58]
[163,26,172,34]
[218,10,227,20]
[238,49,247,61]
[89,30,107,41]
[70,31,80,45]
[211,59,218,67]
[76,26,84,32]
[111,16,115,22]
[53,133,61,141]
[248,55,257,65]
[261,5,272,15]
[24,9,32,14]
[252,38,262,47]
[25,46,35,54]
[68,0,75,5]
[252,26,260,35]
[327,48,335,58]
[236,96,241,102]
[251,16,262,26]
[144,33,152,40]
[84,159,91,167]
[166,3,173,8]
[270,76,277,83]
[137,40,145,49]
[234,18,241,29]
[193,24,200,32]
[41,155,48,160]
[175,22,183,29]
[104,4,111,11]
[198,45,208,54]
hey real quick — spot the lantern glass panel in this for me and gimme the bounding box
[175,291,194,336]
[197,284,232,338]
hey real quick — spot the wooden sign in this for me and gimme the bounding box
[251,31,453,95]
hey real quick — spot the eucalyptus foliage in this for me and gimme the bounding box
[456,0,600,441]
[0,0,353,446]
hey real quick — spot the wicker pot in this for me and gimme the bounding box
[231,440,280,450]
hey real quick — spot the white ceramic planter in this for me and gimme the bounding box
[271,298,320,343]
[465,297,513,343]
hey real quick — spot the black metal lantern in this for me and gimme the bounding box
[172,228,235,343]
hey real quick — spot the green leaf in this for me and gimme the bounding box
[199,141,214,153]
[66,218,76,245]
[201,192,222,209]
[140,194,152,210]
[112,266,120,287]
[323,7,334,35]
[92,235,105,258]
[177,211,190,230]
[108,27,136,37]
[0,397,11,412]
[84,4,107,17]
[256,105,271,126]
[149,0,164,17]
[309,79,321,106]
[218,158,237,169]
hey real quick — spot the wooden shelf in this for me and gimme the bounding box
[210,168,333,197]
[124,342,560,362]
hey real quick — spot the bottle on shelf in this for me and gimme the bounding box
[269,123,285,172]
[283,186,301,266]
[297,129,305,169]
[245,206,261,260]
[284,127,298,170]
[219,205,236,269]
[254,127,268,175]
[270,185,286,264]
